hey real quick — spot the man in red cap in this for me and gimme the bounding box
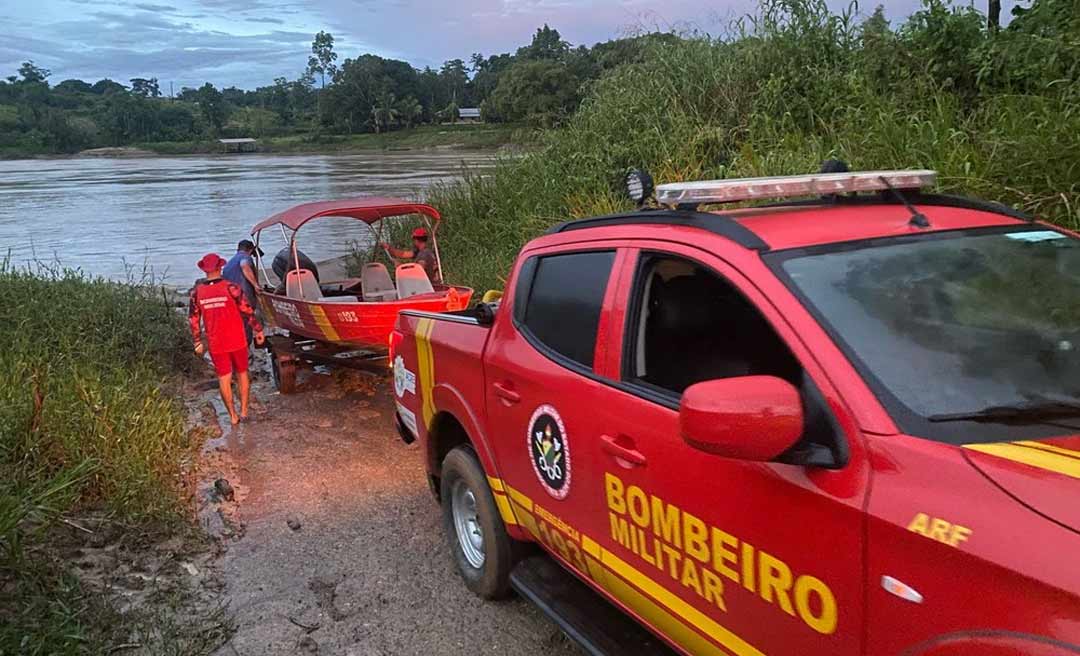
[381,227,442,284]
[189,253,265,425]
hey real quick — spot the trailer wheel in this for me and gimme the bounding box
[270,350,297,394]
[441,445,517,599]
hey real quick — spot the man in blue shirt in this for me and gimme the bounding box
[223,239,261,343]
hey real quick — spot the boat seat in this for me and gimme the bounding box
[361,262,398,302]
[319,295,359,303]
[285,269,322,301]
[396,263,435,299]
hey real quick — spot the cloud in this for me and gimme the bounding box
[3,0,1021,89]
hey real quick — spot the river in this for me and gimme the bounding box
[0,150,495,285]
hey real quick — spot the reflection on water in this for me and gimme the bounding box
[0,151,494,285]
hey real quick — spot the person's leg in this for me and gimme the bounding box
[217,372,239,424]
[232,348,251,420]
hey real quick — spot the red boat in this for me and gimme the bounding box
[250,197,473,391]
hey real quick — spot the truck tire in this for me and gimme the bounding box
[441,445,517,599]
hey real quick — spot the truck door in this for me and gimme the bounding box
[484,243,629,580]
[587,244,868,655]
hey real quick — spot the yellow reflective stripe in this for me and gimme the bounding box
[603,570,733,656]
[598,548,765,656]
[504,484,533,513]
[414,318,437,428]
[486,476,505,492]
[493,493,518,526]
[310,305,340,342]
[506,485,763,656]
[1016,440,1080,460]
[965,442,1080,480]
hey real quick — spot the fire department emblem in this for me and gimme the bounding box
[528,405,570,499]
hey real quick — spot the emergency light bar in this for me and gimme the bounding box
[655,170,937,206]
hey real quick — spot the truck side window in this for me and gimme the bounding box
[626,254,801,395]
[517,250,615,368]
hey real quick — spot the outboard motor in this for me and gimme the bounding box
[272,247,320,283]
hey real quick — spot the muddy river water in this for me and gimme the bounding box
[0,150,494,285]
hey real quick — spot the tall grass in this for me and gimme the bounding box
[428,0,1080,293]
[0,262,196,652]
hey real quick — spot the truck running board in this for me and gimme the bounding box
[510,555,679,656]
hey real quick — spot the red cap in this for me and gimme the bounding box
[412,227,429,239]
[197,253,227,273]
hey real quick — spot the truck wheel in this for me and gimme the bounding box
[270,351,297,394]
[441,446,516,599]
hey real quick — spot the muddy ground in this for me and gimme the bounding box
[196,356,582,656]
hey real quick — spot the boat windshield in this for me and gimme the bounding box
[771,226,1080,444]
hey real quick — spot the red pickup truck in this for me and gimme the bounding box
[390,170,1080,656]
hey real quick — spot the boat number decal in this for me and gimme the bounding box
[528,405,571,500]
[339,311,359,323]
[393,355,416,397]
[270,298,304,328]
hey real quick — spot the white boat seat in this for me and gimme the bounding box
[285,269,322,301]
[319,295,359,303]
[361,262,397,302]
[396,263,435,299]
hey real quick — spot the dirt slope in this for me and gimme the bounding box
[201,362,580,656]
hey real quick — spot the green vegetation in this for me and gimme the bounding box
[0,264,222,653]
[1,26,660,157]
[428,0,1080,294]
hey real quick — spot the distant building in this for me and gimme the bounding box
[218,138,258,153]
[457,108,482,123]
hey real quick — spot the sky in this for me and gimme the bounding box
[0,0,1007,91]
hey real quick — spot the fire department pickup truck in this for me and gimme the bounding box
[390,169,1080,656]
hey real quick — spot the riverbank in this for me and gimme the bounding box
[133,123,527,158]
[0,265,233,653]
[0,123,529,160]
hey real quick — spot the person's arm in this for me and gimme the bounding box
[228,282,265,344]
[241,260,259,290]
[379,242,414,260]
[188,287,204,354]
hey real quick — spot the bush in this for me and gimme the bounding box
[0,264,194,541]
[428,0,1080,293]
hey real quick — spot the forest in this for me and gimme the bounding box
[0,26,667,155]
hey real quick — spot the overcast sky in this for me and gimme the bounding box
[2,0,1003,91]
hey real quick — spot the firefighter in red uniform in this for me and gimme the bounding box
[189,253,265,425]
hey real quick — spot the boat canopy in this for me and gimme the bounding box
[251,197,441,234]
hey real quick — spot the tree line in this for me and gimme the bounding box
[0,25,670,155]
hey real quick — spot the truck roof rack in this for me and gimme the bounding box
[546,209,770,251]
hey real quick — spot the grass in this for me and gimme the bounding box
[0,262,220,653]
[136,123,529,156]
[425,0,1080,294]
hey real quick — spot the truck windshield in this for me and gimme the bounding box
[773,227,1080,444]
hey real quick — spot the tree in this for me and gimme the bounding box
[55,79,93,94]
[517,25,570,61]
[130,77,161,97]
[438,59,469,105]
[18,61,50,84]
[306,31,338,89]
[91,79,127,95]
[193,83,227,133]
[370,92,399,132]
[988,0,1002,31]
[396,96,423,128]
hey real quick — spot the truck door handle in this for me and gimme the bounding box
[493,381,521,404]
[601,434,647,467]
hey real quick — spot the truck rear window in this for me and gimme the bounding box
[518,250,615,368]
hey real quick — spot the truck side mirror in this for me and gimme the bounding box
[679,376,803,461]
